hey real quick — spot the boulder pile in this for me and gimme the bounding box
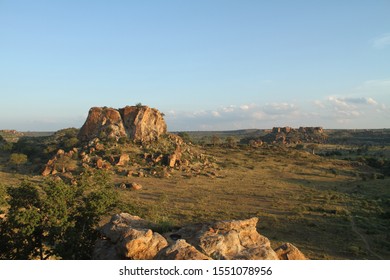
[93,213,307,260]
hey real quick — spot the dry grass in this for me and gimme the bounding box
[110,145,390,260]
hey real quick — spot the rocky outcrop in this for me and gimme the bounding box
[93,213,307,260]
[78,105,166,143]
[262,127,327,145]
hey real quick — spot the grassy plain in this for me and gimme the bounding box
[112,144,389,260]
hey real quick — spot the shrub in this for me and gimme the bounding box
[9,153,28,166]
[0,172,117,260]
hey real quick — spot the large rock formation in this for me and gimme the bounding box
[93,213,307,260]
[262,126,327,145]
[78,105,167,143]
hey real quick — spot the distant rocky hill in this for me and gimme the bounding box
[93,213,307,260]
[261,127,327,145]
[0,130,24,143]
[78,105,167,143]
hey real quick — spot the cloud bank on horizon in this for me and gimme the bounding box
[0,1,389,131]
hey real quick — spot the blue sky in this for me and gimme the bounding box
[1,0,389,131]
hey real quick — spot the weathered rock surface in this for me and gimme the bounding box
[93,214,307,260]
[275,242,307,260]
[119,106,167,143]
[195,217,278,260]
[78,105,166,143]
[156,239,211,260]
[78,107,127,142]
[94,213,168,260]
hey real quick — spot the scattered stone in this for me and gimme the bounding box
[128,182,142,191]
[116,154,130,166]
[95,143,105,151]
[96,158,103,169]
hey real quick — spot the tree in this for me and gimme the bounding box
[177,132,191,143]
[211,135,221,146]
[225,136,237,148]
[0,171,117,260]
[9,153,28,166]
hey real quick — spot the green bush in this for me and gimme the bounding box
[0,171,117,260]
[9,153,28,166]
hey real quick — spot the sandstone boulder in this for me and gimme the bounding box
[94,213,168,260]
[94,214,306,260]
[116,154,130,166]
[196,217,278,260]
[128,182,142,191]
[168,145,182,168]
[275,242,307,260]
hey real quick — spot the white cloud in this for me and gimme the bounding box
[326,96,378,109]
[264,102,298,115]
[372,33,390,49]
[211,111,221,117]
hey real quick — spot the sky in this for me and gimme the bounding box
[0,0,389,131]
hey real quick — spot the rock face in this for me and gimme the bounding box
[78,105,167,143]
[275,243,307,260]
[93,213,307,260]
[78,107,127,142]
[94,213,168,260]
[119,106,167,143]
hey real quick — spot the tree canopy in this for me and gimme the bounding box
[0,170,117,260]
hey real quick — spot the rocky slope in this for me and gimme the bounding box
[93,213,307,260]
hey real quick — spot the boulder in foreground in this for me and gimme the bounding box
[93,213,307,260]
